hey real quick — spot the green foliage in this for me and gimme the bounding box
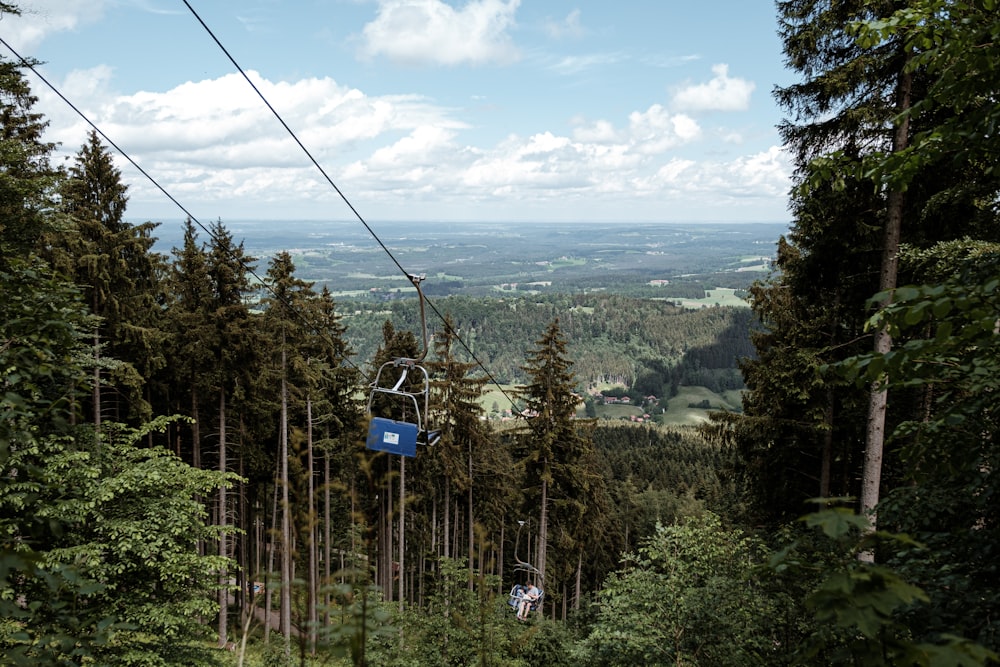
[0,551,119,666]
[593,423,741,557]
[770,506,998,666]
[0,53,61,270]
[832,246,1000,650]
[386,558,504,666]
[0,161,115,663]
[581,511,777,666]
[374,558,576,667]
[852,0,1000,189]
[29,418,235,665]
[318,577,396,667]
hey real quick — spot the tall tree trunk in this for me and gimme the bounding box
[265,474,278,643]
[537,459,548,582]
[306,397,317,655]
[192,389,202,468]
[443,477,451,560]
[398,456,405,612]
[430,492,437,584]
[467,445,474,589]
[238,445,248,625]
[574,550,582,610]
[820,388,835,498]
[192,390,204,557]
[218,388,228,647]
[861,61,912,561]
[383,466,393,597]
[324,449,331,628]
[498,522,504,595]
[280,344,292,651]
[92,326,101,432]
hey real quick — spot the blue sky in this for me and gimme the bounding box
[5,1,796,225]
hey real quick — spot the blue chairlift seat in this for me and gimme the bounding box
[366,417,419,458]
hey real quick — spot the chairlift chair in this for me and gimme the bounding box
[507,520,544,616]
[365,274,441,457]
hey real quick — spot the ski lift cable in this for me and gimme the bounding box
[182,1,523,416]
[0,36,372,386]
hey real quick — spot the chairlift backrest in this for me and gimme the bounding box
[366,358,431,433]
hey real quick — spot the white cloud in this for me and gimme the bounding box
[671,63,755,112]
[641,53,701,69]
[1,0,107,49]
[626,105,701,154]
[646,146,791,201]
[459,104,706,197]
[548,52,626,76]
[571,118,618,144]
[544,9,584,40]
[571,105,701,153]
[726,145,792,196]
[30,61,787,222]
[104,72,463,160]
[37,68,476,213]
[359,0,521,66]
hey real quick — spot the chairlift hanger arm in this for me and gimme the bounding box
[409,273,428,364]
[384,275,428,366]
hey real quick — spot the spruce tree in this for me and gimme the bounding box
[0,50,112,662]
[260,251,315,651]
[52,129,167,426]
[427,316,488,570]
[204,218,258,646]
[735,0,1000,531]
[516,318,585,590]
[165,219,215,468]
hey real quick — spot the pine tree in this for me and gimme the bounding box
[427,316,488,571]
[0,54,60,268]
[164,219,215,469]
[0,50,113,662]
[260,251,315,652]
[52,129,167,426]
[736,0,999,532]
[204,218,258,646]
[516,318,585,588]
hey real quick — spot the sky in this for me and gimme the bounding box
[3,1,797,225]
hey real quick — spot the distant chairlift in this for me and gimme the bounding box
[365,274,441,457]
[507,520,544,616]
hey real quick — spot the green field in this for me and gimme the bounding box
[478,382,741,428]
[660,385,743,425]
[672,287,749,309]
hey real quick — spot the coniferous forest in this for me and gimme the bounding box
[3,1,1000,665]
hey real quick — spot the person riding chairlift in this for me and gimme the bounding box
[515,582,541,620]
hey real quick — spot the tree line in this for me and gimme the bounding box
[340,293,756,393]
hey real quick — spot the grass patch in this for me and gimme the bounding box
[673,288,748,309]
[656,386,740,425]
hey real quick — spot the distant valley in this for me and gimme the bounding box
[153,219,785,422]
[153,219,788,300]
